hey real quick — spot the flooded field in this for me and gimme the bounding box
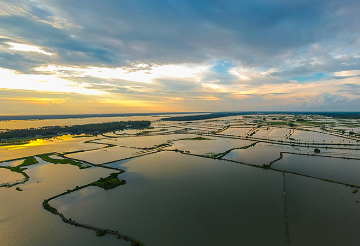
[52,152,286,246]
[0,136,103,162]
[252,127,292,140]
[93,134,199,148]
[67,146,156,164]
[166,137,253,155]
[1,113,360,246]
[222,142,311,165]
[221,127,253,136]
[0,168,23,183]
[0,161,119,246]
[286,174,360,246]
[272,154,360,186]
[291,130,358,144]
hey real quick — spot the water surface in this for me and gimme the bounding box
[52,152,286,246]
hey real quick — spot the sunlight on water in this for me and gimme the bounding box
[0,135,74,150]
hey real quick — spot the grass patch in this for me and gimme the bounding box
[37,153,90,169]
[16,187,22,191]
[91,172,126,190]
[18,156,39,167]
[181,137,212,140]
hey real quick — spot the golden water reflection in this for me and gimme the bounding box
[0,135,74,150]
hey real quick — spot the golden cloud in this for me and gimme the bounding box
[2,97,66,105]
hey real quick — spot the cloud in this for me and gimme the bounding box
[1,0,359,67]
[0,1,30,16]
[1,0,360,113]
[34,63,210,84]
[7,42,52,55]
[1,97,66,105]
[298,93,360,111]
[0,67,106,95]
[196,96,221,101]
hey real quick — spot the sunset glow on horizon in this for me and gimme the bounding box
[1,0,360,115]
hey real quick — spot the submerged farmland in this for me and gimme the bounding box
[1,113,360,246]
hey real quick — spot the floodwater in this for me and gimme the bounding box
[93,134,199,148]
[272,153,360,186]
[67,146,155,164]
[0,168,24,183]
[0,161,125,246]
[0,136,103,162]
[2,114,360,246]
[223,142,313,165]
[286,173,360,246]
[291,129,357,144]
[252,127,292,140]
[167,136,253,155]
[52,152,286,246]
[221,127,253,136]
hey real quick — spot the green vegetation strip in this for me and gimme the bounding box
[37,153,90,169]
[181,137,212,140]
[0,120,151,140]
[18,156,39,167]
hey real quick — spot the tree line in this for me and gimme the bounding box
[0,120,151,140]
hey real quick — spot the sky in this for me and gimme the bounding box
[1,0,360,115]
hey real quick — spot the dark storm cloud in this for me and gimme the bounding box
[1,0,360,69]
[0,13,118,70]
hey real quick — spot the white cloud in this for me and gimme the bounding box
[7,42,52,56]
[0,67,106,95]
[35,63,211,83]
[333,70,360,77]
